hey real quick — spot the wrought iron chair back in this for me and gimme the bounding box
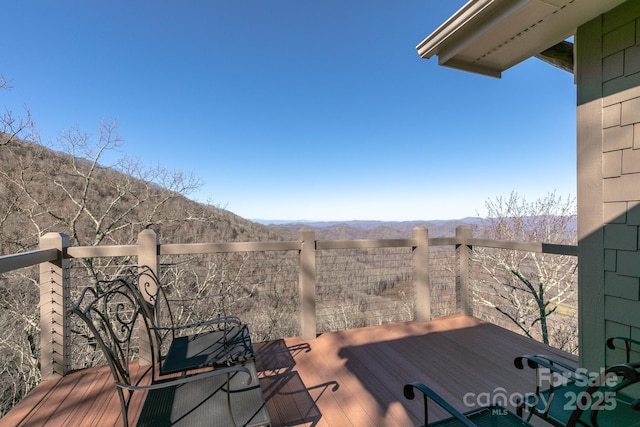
[69,278,152,426]
[133,266,254,380]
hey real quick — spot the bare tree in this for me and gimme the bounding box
[0,114,217,414]
[15,121,202,245]
[472,191,578,352]
[0,76,37,149]
[0,104,298,415]
[0,78,42,416]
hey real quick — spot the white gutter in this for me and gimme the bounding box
[416,0,494,59]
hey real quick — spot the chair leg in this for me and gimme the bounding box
[225,371,238,427]
[423,393,429,425]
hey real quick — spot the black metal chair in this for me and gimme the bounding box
[514,354,640,427]
[134,266,255,379]
[69,278,271,427]
[403,382,533,427]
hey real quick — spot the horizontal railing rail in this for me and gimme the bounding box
[0,248,59,274]
[49,237,579,261]
[466,238,577,256]
[160,241,302,254]
[316,238,416,250]
[0,226,577,381]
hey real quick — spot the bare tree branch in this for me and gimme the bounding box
[472,191,578,352]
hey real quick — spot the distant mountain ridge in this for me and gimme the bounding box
[261,218,484,239]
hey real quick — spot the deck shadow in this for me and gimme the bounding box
[256,339,336,426]
[260,371,338,426]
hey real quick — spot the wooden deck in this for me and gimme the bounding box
[1,315,575,426]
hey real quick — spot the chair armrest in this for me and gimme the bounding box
[403,382,477,427]
[514,354,578,375]
[607,362,640,393]
[116,364,252,392]
[514,354,584,387]
[514,354,583,413]
[607,337,640,363]
[515,355,640,390]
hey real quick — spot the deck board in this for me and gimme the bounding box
[1,315,576,427]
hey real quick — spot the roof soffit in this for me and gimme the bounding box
[417,0,627,77]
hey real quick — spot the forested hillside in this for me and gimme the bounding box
[0,131,298,417]
[0,136,288,254]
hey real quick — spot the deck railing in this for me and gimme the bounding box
[0,225,577,381]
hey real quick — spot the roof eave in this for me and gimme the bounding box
[439,58,502,79]
[417,0,627,78]
[416,0,495,60]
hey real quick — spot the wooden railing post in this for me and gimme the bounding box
[456,226,473,316]
[299,228,317,340]
[413,227,430,322]
[137,229,160,366]
[39,232,71,379]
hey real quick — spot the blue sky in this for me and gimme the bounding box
[2,1,576,222]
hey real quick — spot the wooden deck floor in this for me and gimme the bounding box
[1,315,575,426]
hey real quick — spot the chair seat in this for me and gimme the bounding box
[161,324,254,375]
[523,382,586,426]
[591,391,640,427]
[426,406,530,427]
[522,383,640,427]
[138,361,270,427]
